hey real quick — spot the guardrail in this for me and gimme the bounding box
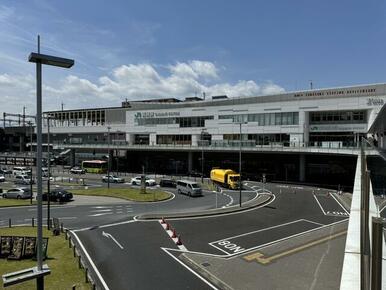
[340,140,385,290]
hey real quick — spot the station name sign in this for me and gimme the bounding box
[367,98,384,106]
[134,111,180,119]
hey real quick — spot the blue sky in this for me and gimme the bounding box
[1,0,386,114]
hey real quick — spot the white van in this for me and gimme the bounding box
[12,167,29,176]
[176,180,202,197]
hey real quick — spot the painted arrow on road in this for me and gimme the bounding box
[102,231,124,250]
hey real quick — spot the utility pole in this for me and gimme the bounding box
[107,126,111,189]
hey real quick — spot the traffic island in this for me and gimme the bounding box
[71,187,172,202]
[138,192,273,220]
[0,226,90,290]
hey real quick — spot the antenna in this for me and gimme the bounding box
[309,80,313,90]
[61,102,64,111]
[203,92,206,100]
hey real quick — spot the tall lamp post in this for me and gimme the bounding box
[28,121,34,205]
[29,35,74,290]
[200,128,207,184]
[237,121,247,207]
[46,115,51,229]
[107,126,111,189]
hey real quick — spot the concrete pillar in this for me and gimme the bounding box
[126,133,134,146]
[299,154,306,182]
[149,134,156,146]
[70,149,76,167]
[188,151,193,172]
[192,134,199,147]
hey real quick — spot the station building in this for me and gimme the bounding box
[43,83,386,189]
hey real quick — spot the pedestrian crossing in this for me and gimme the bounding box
[88,205,133,217]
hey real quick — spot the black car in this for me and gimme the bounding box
[41,189,73,202]
[159,179,176,188]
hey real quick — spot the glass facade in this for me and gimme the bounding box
[219,112,299,126]
[136,116,214,127]
[310,110,366,124]
[157,135,192,145]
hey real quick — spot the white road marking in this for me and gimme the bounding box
[329,193,350,214]
[71,231,111,290]
[90,209,112,212]
[161,248,219,290]
[88,212,113,217]
[313,193,327,215]
[92,206,113,209]
[102,231,124,250]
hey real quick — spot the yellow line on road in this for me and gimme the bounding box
[243,230,347,265]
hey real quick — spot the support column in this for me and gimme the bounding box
[299,154,306,182]
[188,151,193,172]
[70,149,76,167]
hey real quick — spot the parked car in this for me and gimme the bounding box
[42,167,49,177]
[70,167,86,174]
[14,175,34,185]
[2,188,32,199]
[188,171,202,177]
[12,166,30,176]
[176,180,202,197]
[159,179,176,188]
[41,189,73,202]
[102,175,125,183]
[0,168,12,175]
[0,175,5,182]
[130,176,156,186]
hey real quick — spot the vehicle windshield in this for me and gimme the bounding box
[230,176,240,182]
[191,183,200,188]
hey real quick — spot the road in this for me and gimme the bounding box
[70,182,349,290]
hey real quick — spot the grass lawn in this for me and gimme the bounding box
[0,227,90,290]
[0,199,37,207]
[71,187,172,202]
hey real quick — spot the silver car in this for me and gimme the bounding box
[2,188,32,199]
[14,175,34,185]
[102,175,125,183]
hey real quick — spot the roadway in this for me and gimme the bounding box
[70,181,349,290]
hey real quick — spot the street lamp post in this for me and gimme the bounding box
[201,128,207,184]
[46,116,51,229]
[28,121,34,204]
[29,35,74,290]
[107,126,111,189]
[238,122,247,207]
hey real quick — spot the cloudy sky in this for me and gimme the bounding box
[1,0,386,115]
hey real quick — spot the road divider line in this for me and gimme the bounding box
[312,193,327,215]
[71,230,111,290]
[330,193,350,214]
[161,248,218,290]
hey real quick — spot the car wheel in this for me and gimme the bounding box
[132,181,135,185]
[177,189,181,194]
[17,195,21,199]
[145,182,149,186]
[2,194,6,198]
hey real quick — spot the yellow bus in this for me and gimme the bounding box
[82,160,108,174]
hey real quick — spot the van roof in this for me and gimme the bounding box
[177,180,198,184]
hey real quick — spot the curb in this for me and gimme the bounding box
[137,193,273,220]
[179,253,234,290]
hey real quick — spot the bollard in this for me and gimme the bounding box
[73,245,76,257]
[72,285,76,290]
[61,223,64,233]
[69,236,72,248]
[371,217,384,290]
[32,217,34,227]
[85,268,89,283]
[78,255,82,269]
[8,218,11,228]
[65,229,68,240]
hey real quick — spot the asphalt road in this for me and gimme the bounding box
[70,181,349,290]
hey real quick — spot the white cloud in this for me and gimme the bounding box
[0,60,284,114]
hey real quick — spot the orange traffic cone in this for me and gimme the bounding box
[171,229,177,238]
[176,235,182,245]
